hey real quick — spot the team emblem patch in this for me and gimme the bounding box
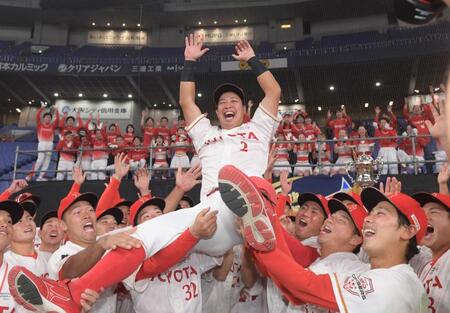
[343,274,374,300]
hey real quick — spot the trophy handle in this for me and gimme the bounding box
[373,157,384,183]
[345,161,355,184]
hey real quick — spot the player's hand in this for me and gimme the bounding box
[341,105,347,114]
[374,106,381,115]
[6,179,28,194]
[379,177,401,197]
[72,166,86,186]
[98,227,142,251]
[176,164,202,193]
[184,34,209,61]
[113,153,130,181]
[232,40,256,62]
[189,208,218,239]
[80,288,102,313]
[280,170,292,195]
[437,163,450,185]
[133,168,151,196]
[267,144,277,169]
[234,217,245,237]
[141,110,147,117]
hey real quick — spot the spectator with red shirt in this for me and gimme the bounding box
[374,110,399,175]
[312,133,332,176]
[272,133,292,178]
[59,112,90,142]
[293,134,312,177]
[140,111,156,148]
[331,129,353,176]
[351,125,374,157]
[78,130,92,179]
[170,127,190,169]
[303,117,321,141]
[156,116,172,143]
[123,124,136,145]
[55,131,78,181]
[105,123,122,146]
[375,105,397,129]
[127,136,148,171]
[91,128,109,180]
[326,106,351,139]
[293,114,305,138]
[28,105,59,181]
[397,125,427,173]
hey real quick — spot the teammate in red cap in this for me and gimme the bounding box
[411,191,450,313]
[7,36,281,312]
[37,211,64,254]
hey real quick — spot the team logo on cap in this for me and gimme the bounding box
[411,214,420,231]
[343,274,374,300]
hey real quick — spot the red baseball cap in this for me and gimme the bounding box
[332,191,364,208]
[328,199,368,235]
[361,187,427,243]
[15,192,40,216]
[411,192,450,211]
[57,192,98,220]
[298,193,330,217]
[129,196,166,226]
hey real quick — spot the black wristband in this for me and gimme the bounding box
[181,60,197,82]
[247,56,267,77]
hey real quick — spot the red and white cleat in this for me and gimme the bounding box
[218,165,276,252]
[8,266,80,313]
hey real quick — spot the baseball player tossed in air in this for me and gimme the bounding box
[7,35,282,313]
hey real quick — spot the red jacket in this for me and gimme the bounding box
[56,140,79,161]
[327,115,351,138]
[36,107,59,142]
[375,128,397,148]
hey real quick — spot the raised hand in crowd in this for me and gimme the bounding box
[437,163,450,195]
[184,33,209,61]
[6,179,28,194]
[189,207,218,239]
[175,164,202,193]
[327,109,332,119]
[133,168,151,197]
[113,152,130,181]
[387,103,393,113]
[280,170,292,196]
[98,227,142,251]
[232,40,256,62]
[263,145,277,181]
[374,105,381,115]
[379,176,402,197]
[72,166,86,186]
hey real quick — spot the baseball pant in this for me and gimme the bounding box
[81,159,92,180]
[56,159,75,181]
[378,147,398,175]
[170,155,190,169]
[91,159,107,180]
[34,141,53,179]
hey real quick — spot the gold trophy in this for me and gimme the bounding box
[346,150,383,194]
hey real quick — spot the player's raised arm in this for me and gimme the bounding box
[179,34,209,125]
[232,40,281,117]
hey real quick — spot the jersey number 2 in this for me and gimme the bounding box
[182,282,199,301]
[240,141,248,152]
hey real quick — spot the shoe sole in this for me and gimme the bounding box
[8,267,67,313]
[218,165,275,252]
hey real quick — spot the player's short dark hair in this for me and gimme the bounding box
[43,112,52,119]
[398,212,419,262]
[126,124,135,131]
[109,123,117,130]
[160,116,168,122]
[145,116,154,124]
[65,116,75,123]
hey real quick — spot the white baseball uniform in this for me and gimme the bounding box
[286,252,369,313]
[48,241,117,313]
[0,261,16,313]
[266,237,320,313]
[202,245,267,313]
[129,104,279,259]
[124,253,221,313]
[4,250,51,313]
[420,249,449,313]
[330,264,428,313]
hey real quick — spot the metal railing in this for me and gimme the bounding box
[11,133,448,181]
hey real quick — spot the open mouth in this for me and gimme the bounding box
[224,111,235,121]
[24,228,33,234]
[362,228,376,238]
[83,222,95,232]
[321,225,332,234]
[49,231,58,238]
[297,217,308,228]
[0,230,7,236]
[426,224,434,235]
